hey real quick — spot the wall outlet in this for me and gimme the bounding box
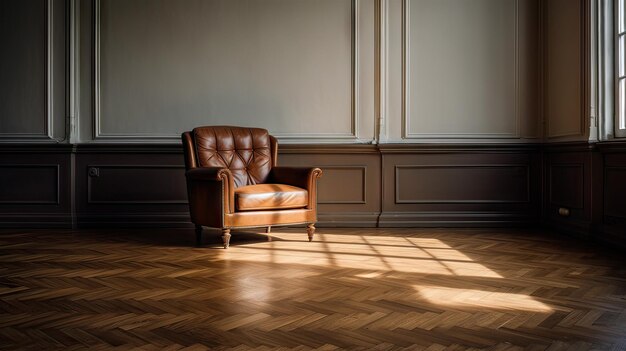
[88,167,99,177]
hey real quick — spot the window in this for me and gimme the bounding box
[617,0,626,137]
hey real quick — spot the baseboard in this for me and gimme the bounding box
[543,218,594,238]
[0,213,73,228]
[0,211,540,229]
[316,212,379,227]
[378,211,539,227]
[75,212,193,228]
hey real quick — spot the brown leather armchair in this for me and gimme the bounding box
[182,126,322,248]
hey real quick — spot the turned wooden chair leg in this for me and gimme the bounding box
[265,226,272,242]
[195,225,203,247]
[222,228,231,249]
[307,224,315,242]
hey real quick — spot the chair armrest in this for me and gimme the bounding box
[186,167,233,182]
[271,167,322,190]
[271,167,323,210]
[185,167,235,218]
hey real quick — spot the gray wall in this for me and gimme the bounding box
[96,0,357,142]
[384,0,541,142]
[544,0,588,142]
[0,0,65,142]
[79,0,375,143]
[1,0,548,144]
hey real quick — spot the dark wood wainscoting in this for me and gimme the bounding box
[278,144,381,227]
[74,144,382,228]
[74,145,190,227]
[597,141,626,245]
[3,141,625,244]
[379,144,542,227]
[542,143,603,237]
[0,144,73,227]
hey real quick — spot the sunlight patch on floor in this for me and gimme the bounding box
[414,285,553,312]
[222,232,502,278]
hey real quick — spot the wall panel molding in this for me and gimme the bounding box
[0,0,55,142]
[86,165,187,204]
[0,164,60,204]
[278,143,379,154]
[604,166,626,219]
[277,145,381,220]
[394,164,530,204]
[599,144,626,246]
[379,143,541,153]
[0,144,72,227]
[92,0,361,143]
[401,0,521,139]
[542,143,598,239]
[317,166,367,204]
[548,163,584,209]
[380,143,540,227]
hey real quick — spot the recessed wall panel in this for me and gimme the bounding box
[87,165,187,204]
[318,166,366,204]
[406,0,517,138]
[98,0,353,139]
[549,164,584,209]
[603,153,626,243]
[0,165,58,204]
[395,165,529,204]
[0,0,47,136]
[519,0,540,138]
[545,0,583,138]
[605,167,626,219]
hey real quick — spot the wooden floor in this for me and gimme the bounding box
[1,227,626,350]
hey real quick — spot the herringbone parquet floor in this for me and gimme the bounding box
[1,227,626,350]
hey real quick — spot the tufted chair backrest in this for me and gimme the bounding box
[191,126,273,188]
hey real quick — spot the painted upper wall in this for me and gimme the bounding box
[97,0,354,142]
[78,0,375,143]
[0,0,66,142]
[385,0,541,142]
[2,0,549,144]
[543,0,589,142]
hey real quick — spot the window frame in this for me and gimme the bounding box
[616,0,626,137]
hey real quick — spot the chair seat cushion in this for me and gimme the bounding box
[234,184,308,211]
